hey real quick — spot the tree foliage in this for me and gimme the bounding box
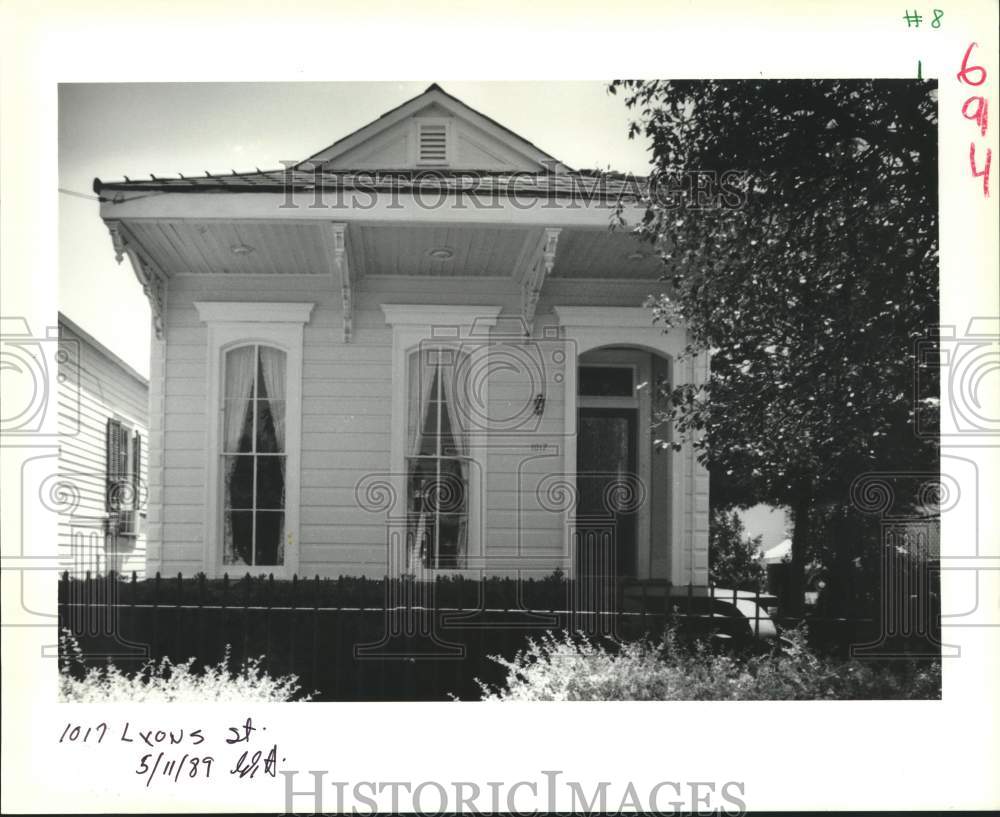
[709,508,767,591]
[610,80,939,608]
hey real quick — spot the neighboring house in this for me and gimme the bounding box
[738,503,790,548]
[92,84,710,584]
[57,313,149,577]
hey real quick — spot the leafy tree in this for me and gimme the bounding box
[709,508,766,591]
[610,80,938,611]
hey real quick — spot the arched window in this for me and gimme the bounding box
[222,344,287,567]
[406,347,469,569]
[381,305,498,574]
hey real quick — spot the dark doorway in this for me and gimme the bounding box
[576,408,638,580]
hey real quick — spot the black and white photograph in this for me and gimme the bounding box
[53,78,945,704]
[2,1,998,814]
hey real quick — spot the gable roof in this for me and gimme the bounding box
[297,83,572,173]
[58,312,149,388]
[93,84,652,197]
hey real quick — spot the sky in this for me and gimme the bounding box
[58,81,656,377]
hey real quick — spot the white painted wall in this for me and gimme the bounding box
[151,273,709,581]
[58,317,149,577]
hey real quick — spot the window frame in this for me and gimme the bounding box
[220,342,289,570]
[196,301,312,578]
[577,362,639,406]
[106,416,142,537]
[405,346,473,570]
[382,304,501,576]
[554,306,702,584]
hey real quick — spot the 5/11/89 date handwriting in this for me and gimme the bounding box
[136,744,279,786]
[136,752,214,787]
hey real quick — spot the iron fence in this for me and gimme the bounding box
[58,572,939,701]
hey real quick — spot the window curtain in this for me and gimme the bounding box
[223,346,255,565]
[407,351,438,569]
[439,351,469,563]
[224,346,256,454]
[408,349,438,457]
[439,352,468,460]
[258,346,287,452]
[257,346,287,565]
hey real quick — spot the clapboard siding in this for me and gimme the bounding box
[157,275,404,576]
[479,350,567,555]
[302,414,388,433]
[301,450,392,470]
[155,273,584,578]
[58,316,149,578]
[301,397,392,416]
[151,271,708,582]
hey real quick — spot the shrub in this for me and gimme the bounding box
[58,630,312,703]
[475,626,941,701]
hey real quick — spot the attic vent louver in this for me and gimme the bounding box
[417,123,448,164]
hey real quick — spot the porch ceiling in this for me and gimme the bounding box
[550,228,665,280]
[355,223,533,277]
[116,219,667,281]
[124,220,332,276]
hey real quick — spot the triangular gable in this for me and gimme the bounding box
[299,84,571,173]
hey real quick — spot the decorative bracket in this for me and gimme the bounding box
[105,220,167,340]
[520,227,561,336]
[328,223,354,343]
[108,221,127,264]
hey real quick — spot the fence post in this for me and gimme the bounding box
[289,574,298,683]
[58,573,66,646]
[312,575,320,694]
[175,572,183,659]
[197,573,205,663]
[356,587,367,700]
[221,573,229,670]
[129,572,137,650]
[453,582,465,700]
[662,580,672,642]
[333,593,344,702]
[241,573,251,665]
[265,574,274,672]
[84,571,92,638]
[640,580,648,637]
[152,572,161,659]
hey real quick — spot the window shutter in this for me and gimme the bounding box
[120,424,130,476]
[130,432,142,531]
[106,418,123,512]
[132,432,141,499]
[417,123,448,164]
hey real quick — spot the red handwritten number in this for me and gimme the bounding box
[969,144,992,197]
[957,43,986,86]
[961,97,989,137]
